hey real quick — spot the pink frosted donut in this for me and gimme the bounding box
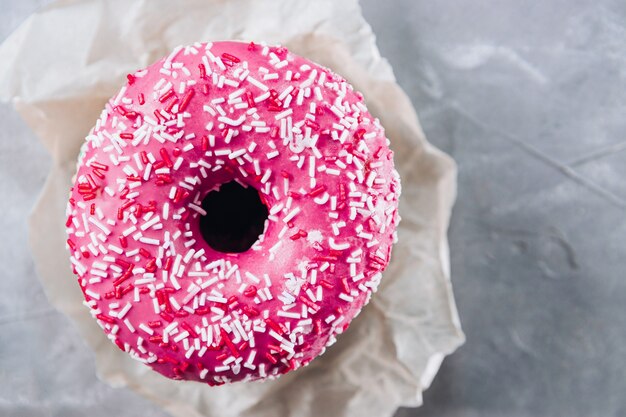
[65,41,401,384]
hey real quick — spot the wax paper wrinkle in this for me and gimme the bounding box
[0,1,464,416]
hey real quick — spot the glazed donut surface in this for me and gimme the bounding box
[66,41,400,384]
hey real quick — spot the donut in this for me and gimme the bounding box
[65,41,401,384]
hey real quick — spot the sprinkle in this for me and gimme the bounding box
[188,203,207,215]
[274,109,293,120]
[245,272,260,283]
[228,149,246,159]
[139,323,154,335]
[88,217,111,235]
[247,76,268,91]
[283,207,301,223]
[218,115,246,126]
[139,237,160,245]
[178,88,195,112]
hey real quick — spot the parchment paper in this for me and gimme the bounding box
[0,1,465,416]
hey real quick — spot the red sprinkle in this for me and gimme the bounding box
[245,91,255,108]
[353,128,366,140]
[264,318,284,335]
[341,277,350,294]
[221,53,240,63]
[220,328,240,358]
[178,88,195,112]
[181,322,198,338]
[308,185,326,197]
[243,286,257,297]
[320,279,334,289]
[163,257,172,271]
[91,161,109,171]
[160,312,174,322]
[96,314,116,324]
[265,353,278,364]
[158,89,175,103]
[160,148,173,168]
[314,319,322,335]
[243,306,259,317]
[165,98,178,113]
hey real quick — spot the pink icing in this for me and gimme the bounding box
[65,41,401,384]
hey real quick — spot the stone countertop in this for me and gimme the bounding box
[1,1,625,416]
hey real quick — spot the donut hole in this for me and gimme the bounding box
[199,181,269,253]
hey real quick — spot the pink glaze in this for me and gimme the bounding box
[65,41,401,384]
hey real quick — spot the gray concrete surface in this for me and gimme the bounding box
[1,1,625,416]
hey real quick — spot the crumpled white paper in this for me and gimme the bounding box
[0,1,464,416]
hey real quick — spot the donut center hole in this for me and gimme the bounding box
[199,181,269,253]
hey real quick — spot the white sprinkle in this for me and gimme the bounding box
[188,203,207,215]
[274,109,293,120]
[85,289,100,300]
[118,303,132,319]
[121,225,137,237]
[224,129,235,144]
[329,237,350,250]
[245,272,260,283]
[218,115,246,126]
[278,85,294,100]
[113,86,127,106]
[339,293,355,302]
[88,217,111,235]
[269,241,282,253]
[308,156,316,177]
[283,207,301,223]
[140,215,160,231]
[139,324,154,335]
[247,76,268,91]
[139,237,160,245]
[123,319,135,333]
[314,86,323,101]
[277,310,301,319]
[260,169,272,184]
[173,331,190,342]
[229,148,246,159]
[263,72,279,80]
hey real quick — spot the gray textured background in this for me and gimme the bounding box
[1,1,625,416]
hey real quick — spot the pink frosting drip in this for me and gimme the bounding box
[66,41,401,384]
